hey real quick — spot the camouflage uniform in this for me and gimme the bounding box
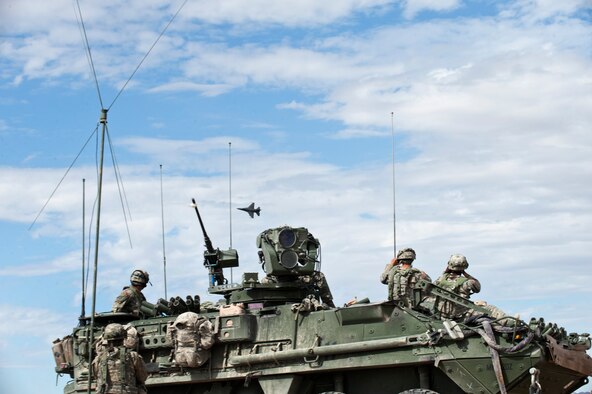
[380,248,431,306]
[112,286,146,315]
[94,346,148,394]
[435,272,481,299]
[299,271,335,308]
[93,323,148,394]
[383,265,431,305]
[434,254,480,319]
[113,270,149,315]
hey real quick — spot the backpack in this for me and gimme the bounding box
[167,312,215,368]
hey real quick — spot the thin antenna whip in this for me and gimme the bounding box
[75,0,103,109]
[391,112,397,257]
[80,178,86,323]
[228,142,233,284]
[160,164,168,300]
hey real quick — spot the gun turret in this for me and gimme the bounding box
[191,198,239,287]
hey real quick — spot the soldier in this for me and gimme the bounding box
[299,271,335,308]
[380,248,431,305]
[93,323,148,394]
[434,254,481,319]
[112,270,149,315]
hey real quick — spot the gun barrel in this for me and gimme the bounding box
[191,198,215,253]
[140,302,157,317]
[185,296,195,311]
[156,299,172,315]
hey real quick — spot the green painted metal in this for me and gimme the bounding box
[54,224,592,394]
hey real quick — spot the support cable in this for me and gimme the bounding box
[75,0,104,109]
[108,0,190,110]
[106,125,133,248]
[29,126,99,230]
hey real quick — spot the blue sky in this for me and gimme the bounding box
[1,0,591,393]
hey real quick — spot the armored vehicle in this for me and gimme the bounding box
[52,202,592,394]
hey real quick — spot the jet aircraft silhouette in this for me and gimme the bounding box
[237,202,261,218]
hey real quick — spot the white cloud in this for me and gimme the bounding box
[148,81,234,96]
[501,0,592,22]
[0,305,68,340]
[182,0,394,26]
[402,0,460,19]
[1,2,592,391]
[329,127,390,139]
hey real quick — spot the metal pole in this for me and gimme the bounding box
[228,142,233,284]
[391,112,397,257]
[80,178,86,322]
[160,164,168,299]
[87,108,107,393]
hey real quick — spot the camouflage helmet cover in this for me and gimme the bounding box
[396,248,416,261]
[130,269,149,286]
[447,254,468,272]
[103,323,126,341]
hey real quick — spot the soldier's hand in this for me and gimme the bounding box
[389,257,398,266]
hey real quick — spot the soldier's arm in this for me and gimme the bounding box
[112,289,132,312]
[380,258,397,284]
[313,272,336,307]
[420,271,432,282]
[463,271,481,293]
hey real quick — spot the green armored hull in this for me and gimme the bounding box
[57,283,591,393]
[53,224,592,394]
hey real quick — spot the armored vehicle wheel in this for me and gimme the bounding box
[398,390,440,394]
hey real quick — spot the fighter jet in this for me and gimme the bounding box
[237,202,261,218]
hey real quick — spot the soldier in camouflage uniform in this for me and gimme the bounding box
[380,248,431,306]
[93,323,148,394]
[298,271,335,308]
[112,270,149,316]
[434,254,481,319]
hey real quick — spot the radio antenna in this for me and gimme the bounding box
[80,178,86,323]
[391,112,397,257]
[228,142,233,283]
[160,164,168,299]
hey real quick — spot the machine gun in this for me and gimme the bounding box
[191,198,239,287]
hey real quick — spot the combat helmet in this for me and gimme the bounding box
[103,323,126,341]
[130,269,149,287]
[396,248,416,262]
[447,254,468,272]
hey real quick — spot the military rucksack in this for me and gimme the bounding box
[167,312,215,368]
